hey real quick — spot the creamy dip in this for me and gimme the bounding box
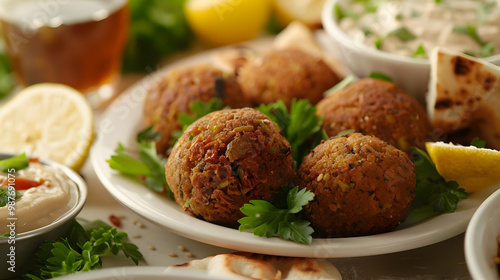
[337,0,500,58]
[0,162,78,233]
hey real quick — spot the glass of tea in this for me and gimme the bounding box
[0,0,129,109]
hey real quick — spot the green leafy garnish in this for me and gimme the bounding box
[388,27,417,42]
[334,4,360,21]
[257,99,327,168]
[407,148,468,223]
[122,0,192,73]
[374,36,384,49]
[107,130,174,198]
[0,40,14,99]
[136,125,161,142]
[324,75,356,97]
[369,72,393,82]
[25,219,143,279]
[413,44,427,58]
[477,1,496,24]
[238,186,315,244]
[471,137,486,148]
[170,97,225,146]
[453,25,497,57]
[0,188,22,207]
[0,153,29,173]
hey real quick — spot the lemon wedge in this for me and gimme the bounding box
[425,141,500,193]
[273,0,326,28]
[184,0,271,46]
[0,83,94,171]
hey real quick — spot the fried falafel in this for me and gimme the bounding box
[237,49,340,107]
[143,64,250,155]
[165,108,295,227]
[316,78,432,154]
[297,133,416,237]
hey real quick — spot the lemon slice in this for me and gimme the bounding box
[184,0,271,46]
[0,83,94,171]
[273,0,326,28]
[425,141,500,193]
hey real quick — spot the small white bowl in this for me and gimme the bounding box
[321,0,500,103]
[0,154,87,278]
[465,186,500,280]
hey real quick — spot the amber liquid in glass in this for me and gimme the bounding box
[0,0,129,93]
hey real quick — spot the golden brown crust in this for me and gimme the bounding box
[297,133,416,238]
[237,49,340,107]
[143,64,251,155]
[165,108,295,228]
[317,78,432,154]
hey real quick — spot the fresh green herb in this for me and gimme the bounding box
[413,44,427,58]
[388,27,417,42]
[477,1,496,24]
[25,219,143,279]
[395,13,403,21]
[374,36,384,49]
[107,133,174,198]
[361,27,371,36]
[122,0,193,72]
[453,25,483,46]
[480,42,496,58]
[0,154,29,173]
[0,188,22,207]
[452,24,496,57]
[434,0,443,3]
[471,137,486,148]
[238,186,315,244]
[136,125,161,142]
[257,99,327,168]
[0,39,14,99]
[324,75,356,97]
[369,72,394,82]
[334,4,360,21]
[407,148,468,223]
[353,0,383,13]
[170,98,225,146]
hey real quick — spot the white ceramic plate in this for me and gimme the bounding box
[465,188,500,280]
[91,41,500,258]
[55,266,237,280]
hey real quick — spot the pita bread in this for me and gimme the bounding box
[167,252,342,280]
[427,48,500,149]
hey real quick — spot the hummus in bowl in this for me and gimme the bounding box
[0,154,87,278]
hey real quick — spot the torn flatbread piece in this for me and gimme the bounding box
[166,252,342,280]
[427,48,500,149]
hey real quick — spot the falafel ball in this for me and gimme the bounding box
[316,78,432,154]
[143,64,251,155]
[237,49,340,107]
[165,108,295,227]
[297,133,416,237]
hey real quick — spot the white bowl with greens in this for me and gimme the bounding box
[0,154,87,279]
[322,0,500,102]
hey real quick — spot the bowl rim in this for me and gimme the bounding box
[321,0,500,65]
[464,187,500,279]
[0,153,87,242]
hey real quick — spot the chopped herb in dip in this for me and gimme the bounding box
[337,0,500,58]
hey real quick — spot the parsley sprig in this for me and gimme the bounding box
[107,128,173,199]
[25,219,143,279]
[407,148,468,223]
[257,99,327,168]
[170,97,224,146]
[238,186,315,245]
